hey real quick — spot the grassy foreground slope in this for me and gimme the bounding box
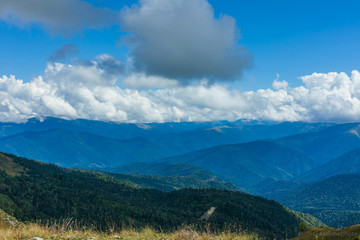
[0,222,261,240]
[291,225,360,240]
[0,152,321,239]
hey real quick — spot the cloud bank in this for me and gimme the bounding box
[121,0,252,81]
[0,0,117,35]
[1,57,360,123]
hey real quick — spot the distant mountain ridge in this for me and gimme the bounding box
[0,117,333,140]
[0,129,177,168]
[277,122,360,165]
[0,118,335,174]
[163,140,315,191]
[0,117,229,139]
[298,147,360,182]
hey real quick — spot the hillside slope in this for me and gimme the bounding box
[103,172,238,191]
[278,174,360,227]
[291,224,360,240]
[153,121,333,154]
[112,162,225,180]
[298,147,360,182]
[108,162,237,191]
[0,152,320,239]
[164,140,314,191]
[277,123,360,165]
[0,129,176,168]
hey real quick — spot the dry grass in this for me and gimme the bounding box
[0,220,261,240]
[290,224,360,240]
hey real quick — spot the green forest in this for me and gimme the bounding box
[0,152,317,239]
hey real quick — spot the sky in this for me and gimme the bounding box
[0,0,360,123]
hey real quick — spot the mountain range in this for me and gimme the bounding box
[298,147,360,182]
[164,140,314,190]
[2,117,360,229]
[277,122,360,165]
[0,129,175,168]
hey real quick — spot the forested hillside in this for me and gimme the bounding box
[276,174,360,227]
[98,172,238,191]
[112,162,219,179]
[0,152,321,239]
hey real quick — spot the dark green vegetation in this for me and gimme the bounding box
[113,162,219,179]
[165,140,314,191]
[106,162,238,191]
[0,152,322,239]
[110,162,237,191]
[276,174,360,228]
[291,224,360,240]
[100,172,238,191]
[287,209,326,229]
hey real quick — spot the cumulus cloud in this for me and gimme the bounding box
[1,0,252,84]
[0,0,117,35]
[1,57,360,123]
[49,44,78,62]
[272,74,288,90]
[95,54,126,77]
[122,73,179,89]
[120,0,252,81]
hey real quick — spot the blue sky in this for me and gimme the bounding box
[0,0,360,123]
[1,0,359,89]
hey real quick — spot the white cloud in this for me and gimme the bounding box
[1,58,360,123]
[120,0,252,80]
[122,73,179,89]
[272,74,289,90]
